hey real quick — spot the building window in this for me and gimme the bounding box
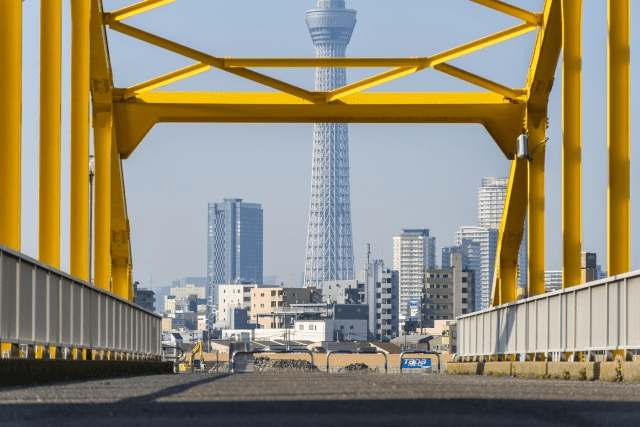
[350,326,354,330]
[340,326,344,330]
[299,325,304,330]
[260,304,264,308]
[260,293,264,297]
[462,298,467,304]
[271,290,276,296]
[462,277,467,283]
[462,288,467,293]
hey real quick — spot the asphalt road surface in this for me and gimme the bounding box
[1,372,640,427]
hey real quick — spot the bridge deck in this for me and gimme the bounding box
[1,373,639,426]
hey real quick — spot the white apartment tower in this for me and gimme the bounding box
[478,177,528,288]
[393,229,436,320]
[455,226,498,311]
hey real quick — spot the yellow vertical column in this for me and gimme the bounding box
[94,113,112,292]
[39,0,63,268]
[70,0,91,281]
[528,114,546,296]
[0,1,22,251]
[607,0,630,276]
[561,0,582,289]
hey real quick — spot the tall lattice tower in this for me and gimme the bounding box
[303,0,357,288]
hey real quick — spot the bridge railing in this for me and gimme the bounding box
[458,271,640,361]
[0,244,161,360]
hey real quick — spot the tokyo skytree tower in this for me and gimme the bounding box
[304,0,357,288]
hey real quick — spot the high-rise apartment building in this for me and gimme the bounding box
[393,229,436,319]
[303,0,357,288]
[455,226,498,311]
[478,177,528,287]
[207,199,263,306]
[544,270,562,292]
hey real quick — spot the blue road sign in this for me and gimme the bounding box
[401,358,432,369]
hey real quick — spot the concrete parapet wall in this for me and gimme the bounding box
[0,360,173,386]
[447,361,640,382]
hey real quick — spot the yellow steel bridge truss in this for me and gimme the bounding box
[0,0,631,307]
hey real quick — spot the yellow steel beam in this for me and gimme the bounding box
[104,0,175,24]
[110,133,132,300]
[525,0,562,128]
[607,0,630,276]
[108,22,316,102]
[113,91,525,158]
[527,112,546,296]
[224,58,428,68]
[70,0,91,282]
[94,112,112,292]
[91,0,116,291]
[434,63,524,100]
[39,0,63,269]
[525,0,561,296]
[562,0,582,289]
[121,63,210,99]
[471,0,542,25]
[326,22,536,101]
[492,158,528,306]
[0,0,22,251]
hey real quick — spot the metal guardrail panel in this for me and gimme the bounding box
[35,268,47,343]
[458,271,640,358]
[628,277,640,346]
[19,259,33,342]
[0,244,161,357]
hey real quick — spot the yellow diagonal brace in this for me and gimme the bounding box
[122,63,210,99]
[471,0,542,26]
[326,22,536,101]
[109,22,316,103]
[326,67,419,102]
[428,22,536,65]
[104,0,175,24]
[434,63,524,99]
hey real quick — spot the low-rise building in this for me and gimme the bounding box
[218,282,258,325]
[251,287,315,328]
[424,253,474,327]
[170,283,206,299]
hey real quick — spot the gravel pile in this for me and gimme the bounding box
[253,357,318,373]
[338,363,373,372]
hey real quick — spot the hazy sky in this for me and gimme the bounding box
[17,0,640,291]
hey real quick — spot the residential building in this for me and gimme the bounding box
[424,253,474,327]
[544,271,562,292]
[582,252,598,283]
[251,287,315,328]
[217,281,258,325]
[393,229,436,320]
[170,283,206,300]
[133,281,155,312]
[356,260,399,341]
[455,226,498,311]
[208,199,263,306]
[478,177,528,288]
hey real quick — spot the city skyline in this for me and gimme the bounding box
[12,1,640,291]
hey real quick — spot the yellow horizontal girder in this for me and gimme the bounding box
[113,91,525,158]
